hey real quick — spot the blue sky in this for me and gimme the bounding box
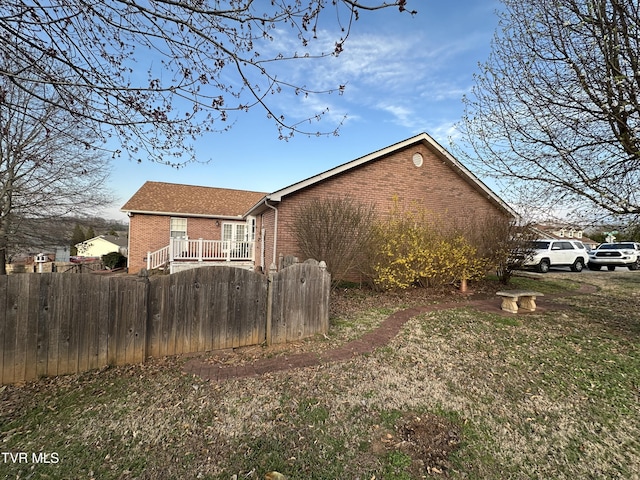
[105,1,503,220]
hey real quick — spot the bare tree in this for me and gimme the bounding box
[470,215,539,284]
[293,197,376,286]
[458,0,640,218]
[0,62,112,274]
[0,1,415,165]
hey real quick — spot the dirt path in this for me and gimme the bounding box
[183,281,598,382]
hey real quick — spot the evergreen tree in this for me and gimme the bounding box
[70,224,85,256]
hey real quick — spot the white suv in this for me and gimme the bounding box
[587,242,640,271]
[522,239,588,273]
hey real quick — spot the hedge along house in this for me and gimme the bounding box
[122,133,517,276]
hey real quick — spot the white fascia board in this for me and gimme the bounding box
[256,132,518,219]
[121,209,246,220]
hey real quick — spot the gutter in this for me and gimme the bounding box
[121,209,246,220]
[263,198,278,268]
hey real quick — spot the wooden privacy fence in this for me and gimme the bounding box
[0,262,330,385]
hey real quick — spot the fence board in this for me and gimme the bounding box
[0,276,6,384]
[107,277,122,366]
[23,274,41,381]
[1,275,22,384]
[209,270,230,352]
[270,263,330,344]
[228,269,242,348]
[197,272,214,352]
[147,275,171,358]
[1,261,329,385]
[36,274,51,378]
[76,276,91,374]
[96,277,111,369]
[46,275,62,377]
[132,276,148,364]
[62,275,80,376]
[11,275,29,382]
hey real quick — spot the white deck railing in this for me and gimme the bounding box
[147,238,254,270]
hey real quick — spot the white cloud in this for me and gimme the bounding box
[249,14,492,131]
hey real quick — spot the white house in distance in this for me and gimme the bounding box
[75,234,128,258]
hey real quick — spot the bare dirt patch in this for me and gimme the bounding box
[393,413,462,476]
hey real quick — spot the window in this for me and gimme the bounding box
[532,241,550,249]
[248,217,257,241]
[170,217,187,238]
[222,223,247,243]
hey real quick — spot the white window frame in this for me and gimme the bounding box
[170,217,187,238]
[222,222,248,244]
[247,216,257,242]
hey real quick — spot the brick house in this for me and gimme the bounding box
[122,183,267,274]
[122,133,517,275]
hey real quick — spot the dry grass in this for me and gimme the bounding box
[1,272,639,479]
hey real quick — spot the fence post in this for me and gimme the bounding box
[265,263,277,346]
[137,269,151,362]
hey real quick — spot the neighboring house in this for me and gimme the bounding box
[122,133,518,275]
[533,224,598,250]
[76,234,129,258]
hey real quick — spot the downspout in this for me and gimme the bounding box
[263,198,278,268]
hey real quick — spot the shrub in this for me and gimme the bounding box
[293,197,376,286]
[370,204,487,290]
[102,251,126,270]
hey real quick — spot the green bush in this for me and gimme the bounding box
[102,251,126,269]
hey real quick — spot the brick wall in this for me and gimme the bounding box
[128,214,169,273]
[127,214,245,273]
[265,143,510,274]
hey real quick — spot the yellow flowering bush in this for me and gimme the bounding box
[371,205,487,290]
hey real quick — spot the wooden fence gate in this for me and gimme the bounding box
[0,262,330,384]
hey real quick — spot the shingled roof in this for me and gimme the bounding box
[121,181,267,218]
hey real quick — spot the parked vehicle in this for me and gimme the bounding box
[587,242,640,271]
[521,239,588,273]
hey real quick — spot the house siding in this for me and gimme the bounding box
[257,208,276,272]
[264,143,509,275]
[124,135,514,277]
[76,238,122,258]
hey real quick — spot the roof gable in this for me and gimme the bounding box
[122,181,267,218]
[76,235,128,249]
[248,133,517,218]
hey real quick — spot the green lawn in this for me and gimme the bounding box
[1,273,638,479]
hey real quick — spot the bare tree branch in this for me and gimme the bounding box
[457,0,640,219]
[0,56,113,274]
[0,1,415,165]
